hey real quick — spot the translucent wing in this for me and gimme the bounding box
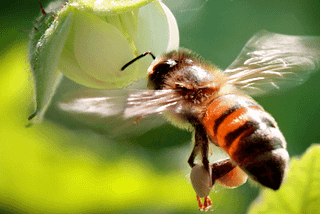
[57,88,183,139]
[124,89,185,118]
[225,30,320,96]
[59,89,128,118]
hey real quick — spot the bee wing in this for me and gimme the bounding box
[124,89,185,118]
[58,88,183,139]
[224,30,320,96]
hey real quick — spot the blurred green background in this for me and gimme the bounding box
[1,0,320,213]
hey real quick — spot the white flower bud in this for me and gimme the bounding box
[28,0,179,123]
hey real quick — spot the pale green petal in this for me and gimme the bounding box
[160,1,179,52]
[28,11,74,123]
[106,9,139,55]
[58,20,121,89]
[136,1,179,79]
[58,42,117,89]
[137,1,170,56]
[72,10,138,88]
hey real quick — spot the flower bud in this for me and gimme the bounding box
[28,0,179,122]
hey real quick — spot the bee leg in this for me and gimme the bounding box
[196,195,212,211]
[188,147,197,168]
[211,159,248,188]
[201,143,210,172]
[188,124,210,170]
[195,124,210,171]
[211,158,236,179]
[203,196,212,211]
[196,195,205,211]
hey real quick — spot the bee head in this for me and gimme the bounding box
[147,58,180,90]
[122,49,216,90]
[147,49,216,90]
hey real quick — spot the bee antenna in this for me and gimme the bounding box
[121,51,155,71]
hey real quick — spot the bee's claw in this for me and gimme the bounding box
[196,195,204,211]
[196,195,212,212]
[204,196,212,211]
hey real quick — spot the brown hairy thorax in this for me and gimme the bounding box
[148,49,226,106]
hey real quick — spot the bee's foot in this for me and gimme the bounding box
[203,196,212,211]
[196,195,212,212]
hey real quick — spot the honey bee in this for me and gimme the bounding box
[59,30,320,210]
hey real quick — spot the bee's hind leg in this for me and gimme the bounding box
[188,124,210,171]
[188,146,197,168]
[204,196,212,211]
[196,195,205,211]
[195,195,212,211]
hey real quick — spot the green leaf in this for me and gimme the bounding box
[69,0,154,15]
[28,8,74,123]
[248,144,320,214]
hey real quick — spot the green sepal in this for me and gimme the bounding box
[28,5,74,123]
[69,0,154,15]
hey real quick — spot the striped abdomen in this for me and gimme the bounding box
[202,94,289,190]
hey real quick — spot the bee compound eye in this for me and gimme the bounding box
[148,62,173,89]
[152,62,172,74]
[190,164,214,198]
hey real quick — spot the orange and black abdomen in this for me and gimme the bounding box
[202,94,289,190]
